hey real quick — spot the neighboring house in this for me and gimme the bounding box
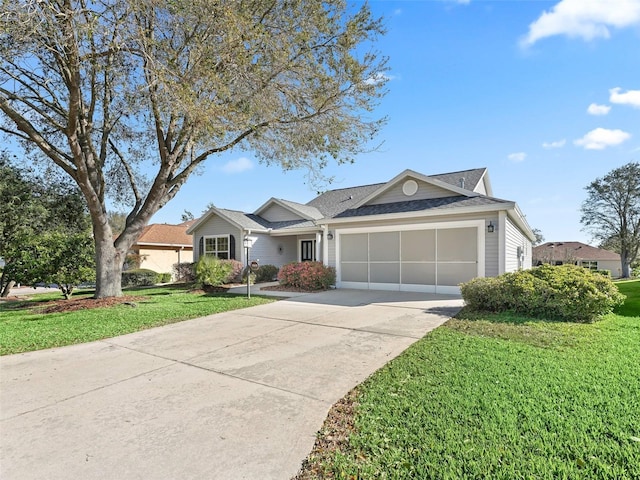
[130,221,194,277]
[187,168,535,294]
[533,241,621,277]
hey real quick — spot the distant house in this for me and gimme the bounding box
[130,221,193,278]
[187,168,535,294]
[533,241,621,277]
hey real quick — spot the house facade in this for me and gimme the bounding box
[533,241,621,277]
[187,168,534,294]
[130,221,194,278]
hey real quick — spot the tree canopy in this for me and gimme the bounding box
[581,162,640,278]
[0,0,388,298]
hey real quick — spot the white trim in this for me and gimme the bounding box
[498,211,506,275]
[317,203,514,225]
[253,197,319,221]
[335,220,484,292]
[203,234,231,259]
[322,225,329,266]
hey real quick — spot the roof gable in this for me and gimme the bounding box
[351,169,477,209]
[254,198,323,221]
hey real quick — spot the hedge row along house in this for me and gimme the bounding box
[187,168,535,294]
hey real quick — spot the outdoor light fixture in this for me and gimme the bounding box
[327,232,334,240]
[487,221,495,233]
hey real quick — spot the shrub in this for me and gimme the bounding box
[194,256,233,287]
[158,272,172,283]
[122,269,159,287]
[278,261,336,291]
[255,264,279,283]
[224,259,244,284]
[173,262,195,282]
[460,264,625,323]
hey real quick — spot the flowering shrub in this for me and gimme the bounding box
[278,261,336,291]
[256,264,279,283]
[460,264,625,323]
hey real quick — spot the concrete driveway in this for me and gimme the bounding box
[0,289,463,480]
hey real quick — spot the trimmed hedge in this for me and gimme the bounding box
[278,261,336,291]
[173,262,195,282]
[460,264,625,323]
[122,269,159,287]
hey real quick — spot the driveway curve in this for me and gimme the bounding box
[0,289,462,480]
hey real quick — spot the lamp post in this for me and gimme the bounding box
[243,236,251,299]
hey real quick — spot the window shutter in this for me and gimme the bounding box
[199,237,204,257]
[229,235,236,260]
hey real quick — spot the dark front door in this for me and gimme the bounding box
[301,240,315,262]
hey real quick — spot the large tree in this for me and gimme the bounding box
[0,0,387,298]
[581,162,640,278]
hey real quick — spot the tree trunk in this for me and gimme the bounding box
[93,221,126,298]
[0,279,15,297]
[620,255,631,278]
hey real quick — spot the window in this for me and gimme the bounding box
[582,260,598,271]
[204,235,229,259]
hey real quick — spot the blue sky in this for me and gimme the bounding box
[154,0,640,245]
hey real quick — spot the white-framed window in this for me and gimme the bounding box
[582,260,598,271]
[204,235,230,259]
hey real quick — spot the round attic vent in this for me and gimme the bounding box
[402,179,418,196]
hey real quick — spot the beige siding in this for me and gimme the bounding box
[593,260,621,277]
[192,215,242,262]
[368,179,459,205]
[260,204,303,222]
[505,217,532,272]
[138,247,193,278]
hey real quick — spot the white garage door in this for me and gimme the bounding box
[338,225,480,294]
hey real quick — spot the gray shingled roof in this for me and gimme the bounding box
[275,199,324,220]
[430,168,486,191]
[334,196,510,218]
[306,183,384,218]
[217,209,271,230]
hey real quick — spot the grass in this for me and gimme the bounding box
[0,284,275,355]
[306,281,640,479]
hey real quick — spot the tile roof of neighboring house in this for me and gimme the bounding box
[533,242,620,261]
[334,195,510,218]
[136,223,192,247]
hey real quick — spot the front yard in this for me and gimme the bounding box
[298,280,640,479]
[0,285,274,355]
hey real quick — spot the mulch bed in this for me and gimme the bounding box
[34,296,149,314]
[294,388,360,479]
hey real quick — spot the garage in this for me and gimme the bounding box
[336,221,484,294]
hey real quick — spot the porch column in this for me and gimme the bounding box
[322,225,329,266]
[315,231,322,262]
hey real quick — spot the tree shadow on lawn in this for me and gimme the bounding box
[447,307,589,350]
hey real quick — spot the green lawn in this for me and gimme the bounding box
[0,285,275,355]
[304,280,640,479]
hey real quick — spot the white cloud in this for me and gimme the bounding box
[364,72,396,85]
[221,157,254,174]
[587,103,611,115]
[520,0,640,47]
[574,127,631,150]
[507,152,527,162]
[609,87,640,108]
[542,139,566,149]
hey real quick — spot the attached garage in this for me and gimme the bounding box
[336,220,484,294]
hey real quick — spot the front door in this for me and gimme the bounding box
[301,240,315,262]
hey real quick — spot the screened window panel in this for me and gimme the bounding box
[401,263,436,285]
[369,232,399,262]
[370,263,400,283]
[437,228,477,262]
[341,263,368,282]
[401,230,435,262]
[437,263,477,285]
[341,234,368,262]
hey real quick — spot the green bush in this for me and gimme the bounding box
[255,264,279,283]
[158,272,172,283]
[194,256,233,287]
[225,260,244,284]
[277,261,336,291]
[173,262,195,282]
[460,264,625,323]
[122,269,160,287]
